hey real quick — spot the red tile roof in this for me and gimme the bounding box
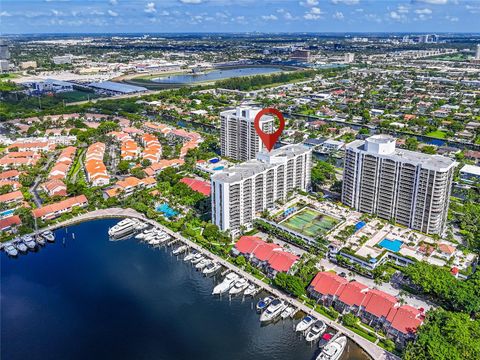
[0,215,21,230]
[309,272,348,297]
[267,251,299,272]
[253,242,281,261]
[387,305,423,335]
[235,236,264,254]
[32,195,88,219]
[363,289,398,319]
[180,177,211,196]
[0,191,24,203]
[337,281,369,307]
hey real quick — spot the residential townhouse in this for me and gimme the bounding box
[0,169,20,181]
[32,195,88,220]
[104,176,156,198]
[0,191,24,205]
[85,142,109,187]
[144,159,184,177]
[0,152,41,169]
[231,236,299,277]
[140,134,162,163]
[41,179,67,197]
[7,141,54,153]
[0,215,22,232]
[307,271,424,347]
[48,146,76,180]
[121,139,140,161]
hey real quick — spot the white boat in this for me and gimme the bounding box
[195,258,212,270]
[280,306,295,319]
[212,272,239,295]
[108,218,137,238]
[41,230,55,242]
[35,235,46,246]
[15,242,28,252]
[22,234,33,242]
[135,228,153,239]
[191,254,204,264]
[229,278,249,295]
[296,315,316,332]
[202,262,221,275]
[256,296,274,313]
[244,284,258,297]
[316,336,347,360]
[134,221,148,231]
[23,237,37,249]
[184,251,198,262]
[173,245,187,255]
[4,244,18,257]
[305,320,327,342]
[260,299,286,322]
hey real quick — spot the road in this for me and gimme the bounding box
[30,154,56,207]
[20,208,399,360]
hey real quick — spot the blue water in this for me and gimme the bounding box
[212,166,224,171]
[0,209,15,217]
[152,67,283,84]
[378,239,404,253]
[0,219,370,360]
[355,222,366,232]
[156,203,178,218]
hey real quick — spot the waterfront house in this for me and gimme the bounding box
[334,281,369,315]
[41,179,67,197]
[360,289,398,327]
[32,195,88,220]
[307,272,348,306]
[385,305,424,347]
[0,215,21,233]
[232,236,299,277]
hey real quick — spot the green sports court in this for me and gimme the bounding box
[280,208,340,238]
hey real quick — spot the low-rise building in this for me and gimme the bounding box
[32,195,88,220]
[0,191,24,205]
[459,164,480,184]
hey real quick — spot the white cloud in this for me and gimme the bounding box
[108,9,118,17]
[311,7,322,14]
[333,11,344,20]
[0,11,12,17]
[179,0,204,4]
[397,5,409,14]
[51,9,63,16]
[261,14,278,20]
[414,0,447,4]
[331,0,360,5]
[415,8,432,14]
[304,6,324,20]
[301,0,319,6]
[304,13,321,20]
[144,2,156,13]
[389,11,402,20]
[109,0,118,5]
[445,15,458,21]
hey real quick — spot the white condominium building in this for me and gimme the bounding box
[211,144,312,236]
[220,106,275,161]
[342,135,457,235]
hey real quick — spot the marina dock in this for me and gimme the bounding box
[3,207,399,360]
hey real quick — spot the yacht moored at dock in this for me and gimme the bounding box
[244,284,258,297]
[195,258,212,270]
[172,245,188,255]
[108,218,145,239]
[15,241,28,253]
[259,299,286,323]
[41,230,55,242]
[316,335,347,360]
[212,272,239,295]
[202,262,221,275]
[280,305,295,319]
[23,236,37,250]
[184,251,198,262]
[229,278,249,295]
[191,254,204,264]
[296,315,316,332]
[305,320,327,342]
[256,296,274,313]
[318,333,334,349]
[4,244,18,257]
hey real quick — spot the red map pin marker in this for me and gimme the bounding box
[254,108,285,152]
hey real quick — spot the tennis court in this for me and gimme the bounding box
[280,208,340,237]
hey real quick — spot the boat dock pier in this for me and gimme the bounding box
[7,208,398,360]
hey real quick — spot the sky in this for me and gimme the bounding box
[0,0,479,34]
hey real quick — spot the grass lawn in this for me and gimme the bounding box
[425,130,447,139]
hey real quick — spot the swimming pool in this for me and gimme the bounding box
[378,238,404,253]
[0,209,15,218]
[155,203,178,218]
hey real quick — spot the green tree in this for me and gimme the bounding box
[273,272,306,297]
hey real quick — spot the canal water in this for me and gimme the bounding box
[152,67,283,84]
[1,219,370,360]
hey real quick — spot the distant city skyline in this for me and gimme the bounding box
[1,0,479,34]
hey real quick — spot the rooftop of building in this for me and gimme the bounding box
[212,144,310,184]
[346,137,457,171]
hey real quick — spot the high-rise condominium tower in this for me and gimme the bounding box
[211,144,312,236]
[220,106,274,161]
[342,135,457,235]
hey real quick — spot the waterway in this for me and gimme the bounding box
[1,219,370,360]
[152,67,283,84]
